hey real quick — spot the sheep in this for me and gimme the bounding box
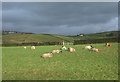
[41,52,53,58]
[52,50,62,54]
[92,48,100,52]
[31,46,35,49]
[84,45,93,50]
[61,46,67,50]
[69,47,75,52]
[106,43,111,47]
[24,46,27,49]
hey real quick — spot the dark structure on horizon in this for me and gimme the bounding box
[2,30,34,34]
[76,33,85,36]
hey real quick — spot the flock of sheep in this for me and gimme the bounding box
[24,43,111,58]
[41,46,75,58]
[41,43,111,58]
[84,45,100,52]
[24,46,35,49]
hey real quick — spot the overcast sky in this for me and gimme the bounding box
[2,2,118,35]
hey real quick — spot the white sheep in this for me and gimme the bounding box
[106,43,111,47]
[61,46,67,50]
[41,53,53,58]
[24,46,27,49]
[69,47,75,52]
[84,45,93,50]
[31,46,35,49]
[52,50,62,54]
[92,48,100,52]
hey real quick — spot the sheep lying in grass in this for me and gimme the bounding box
[31,46,35,49]
[69,47,75,52]
[61,46,67,50]
[52,50,62,54]
[84,45,99,52]
[92,48,100,52]
[24,46,27,49]
[84,45,93,50]
[41,52,53,58]
[106,43,111,47]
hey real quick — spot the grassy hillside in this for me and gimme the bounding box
[70,31,119,40]
[2,34,74,44]
[2,31,119,44]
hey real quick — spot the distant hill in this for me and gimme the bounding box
[70,31,119,40]
[2,34,74,44]
[2,31,119,44]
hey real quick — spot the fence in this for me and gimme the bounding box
[65,42,73,45]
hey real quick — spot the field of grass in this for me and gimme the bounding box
[2,43,118,80]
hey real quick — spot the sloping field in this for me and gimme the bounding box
[2,43,118,80]
[2,31,119,44]
[70,31,119,40]
[2,34,74,44]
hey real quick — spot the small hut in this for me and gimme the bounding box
[79,34,84,36]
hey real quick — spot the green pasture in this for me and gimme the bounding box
[2,43,118,80]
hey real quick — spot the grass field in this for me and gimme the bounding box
[2,43,118,80]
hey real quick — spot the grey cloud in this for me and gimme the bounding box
[2,2,118,35]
